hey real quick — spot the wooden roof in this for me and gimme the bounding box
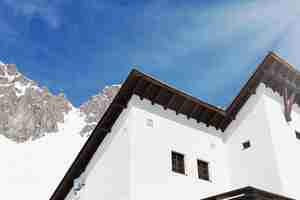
[50,52,300,200]
[201,186,294,200]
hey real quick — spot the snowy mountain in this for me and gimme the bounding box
[80,85,120,135]
[0,63,119,141]
[0,63,120,199]
[0,64,73,142]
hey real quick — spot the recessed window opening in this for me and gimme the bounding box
[295,131,300,140]
[171,151,185,175]
[197,159,210,181]
[242,140,251,150]
[146,118,154,127]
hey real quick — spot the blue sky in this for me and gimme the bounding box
[1,0,300,107]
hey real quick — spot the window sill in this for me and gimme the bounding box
[196,178,213,184]
[171,171,187,176]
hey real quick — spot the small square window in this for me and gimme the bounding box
[146,118,153,127]
[295,131,300,140]
[197,160,210,181]
[171,151,185,174]
[242,141,251,150]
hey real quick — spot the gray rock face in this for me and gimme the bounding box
[0,63,120,142]
[0,64,72,142]
[79,85,120,136]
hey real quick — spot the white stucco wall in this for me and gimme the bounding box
[224,84,283,194]
[263,86,300,199]
[65,83,300,200]
[129,96,231,200]
[65,102,134,200]
[65,95,231,200]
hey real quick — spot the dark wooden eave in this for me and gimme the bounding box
[201,186,294,200]
[224,52,300,130]
[50,52,300,200]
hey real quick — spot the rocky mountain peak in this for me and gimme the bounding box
[0,63,72,142]
[0,63,120,142]
[79,85,120,136]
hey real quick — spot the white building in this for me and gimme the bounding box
[50,52,300,200]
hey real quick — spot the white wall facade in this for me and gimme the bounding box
[225,84,300,199]
[224,85,283,194]
[263,86,300,199]
[66,95,231,200]
[65,102,134,200]
[130,96,231,200]
[65,84,300,200]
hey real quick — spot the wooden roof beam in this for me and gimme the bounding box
[153,87,164,102]
[195,107,204,123]
[139,81,152,100]
[132,77,145,100]
[218,112,236,131]
[274,73,300,94]
[247,86,257,95]
[177,99,188,115]
[197,108,209,124]
[289,73,298,87]
[216,116,226,131]
[150,86,162,105]
[165,94,177,110]
[132,76,144,92]
[188,104,199,119]
[208,112,219,125]
[262,62,279,89]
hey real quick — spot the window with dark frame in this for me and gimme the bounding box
[242,140,251,150]
[197,159,210,181]
[296,131,300,140]
[171,151,185,175]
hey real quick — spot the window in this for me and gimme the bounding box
[296,131,300,140]
[146,118,153,127]
[242,140,251,150]
[171,151,185,174]
[197,160,210,181]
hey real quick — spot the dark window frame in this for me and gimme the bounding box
[295,131,300,140]
[197,159,210,181]
[242,140,251,150]
[171,151,185,175]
